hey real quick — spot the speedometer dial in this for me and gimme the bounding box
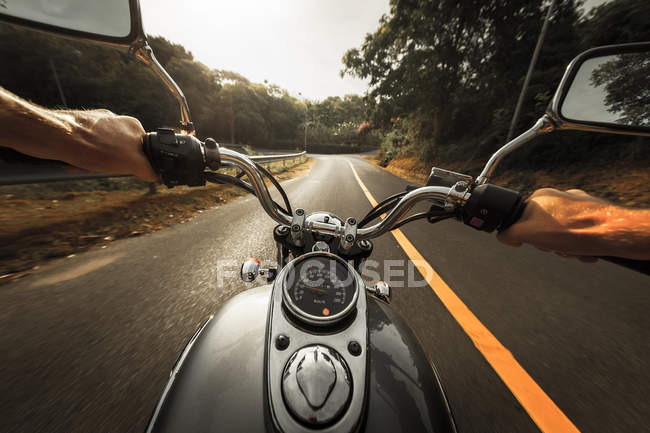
[283,253,358,325]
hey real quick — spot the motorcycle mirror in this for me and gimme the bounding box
[0,0,140,47]
[0,0,194,133]
[549,42,650,136]
[476,42,650,185]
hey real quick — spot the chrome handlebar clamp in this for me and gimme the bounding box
[290,209,306,247]
[340,218,358,251]
[447,181,472,206]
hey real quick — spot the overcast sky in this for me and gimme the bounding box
[139,0,390,101]
[139,0,611,102]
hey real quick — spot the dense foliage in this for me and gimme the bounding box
[343,0,650,170]
[1,0,648,162]
[0,25,371,151]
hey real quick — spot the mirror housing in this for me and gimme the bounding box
[0,0,194,133]
[0,0,142,47]
[548,42,650,136]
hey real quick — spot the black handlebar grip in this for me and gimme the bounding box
[142,129,220,188]
[499,200,527,232]
[462,184,526,233]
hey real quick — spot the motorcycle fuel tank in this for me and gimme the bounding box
[146,285,456,433]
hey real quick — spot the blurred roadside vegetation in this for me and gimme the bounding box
[0,26,376,153]
[0,157,311,280]
[343,0,650,179]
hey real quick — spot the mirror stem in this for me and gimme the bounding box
[475,115,555,185]
[131,44,195,134]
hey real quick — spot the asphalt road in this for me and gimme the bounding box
[1,155,648,433]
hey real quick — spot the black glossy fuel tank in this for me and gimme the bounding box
[362,297,457,432]
[146,285,456,433]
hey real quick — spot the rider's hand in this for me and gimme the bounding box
[57,110,157,182]
[21,109,157,182]
[497,188,650,261]
[0,87,158,182]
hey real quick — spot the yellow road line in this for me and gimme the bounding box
[347,160,580,433]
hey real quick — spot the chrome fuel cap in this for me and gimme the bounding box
[281,345,352,426]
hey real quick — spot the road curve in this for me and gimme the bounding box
[1,155,648,433]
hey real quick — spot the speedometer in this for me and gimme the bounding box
[282,253,359,326]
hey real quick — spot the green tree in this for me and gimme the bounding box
[580,0,650,48]
[342,0,581,161]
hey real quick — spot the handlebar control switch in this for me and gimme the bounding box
[462,184,526,233]
[143,129,220,188]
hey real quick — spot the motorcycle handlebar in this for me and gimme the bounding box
[221,147,454,239]
[219,148,293,226]
[142,131,527,240]
[143,132,650,276]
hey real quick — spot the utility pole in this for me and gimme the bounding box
[506,0,556,142]
[299,92,308,152]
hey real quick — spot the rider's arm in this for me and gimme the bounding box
[497,188,650,261]
[0,86,157,182]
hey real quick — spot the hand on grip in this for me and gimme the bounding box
[496,188,650,267]
[462,184,525,233]
[142,129,220,188]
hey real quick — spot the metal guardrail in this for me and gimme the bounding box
[250,151,306,164]
[0,151,307,186]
